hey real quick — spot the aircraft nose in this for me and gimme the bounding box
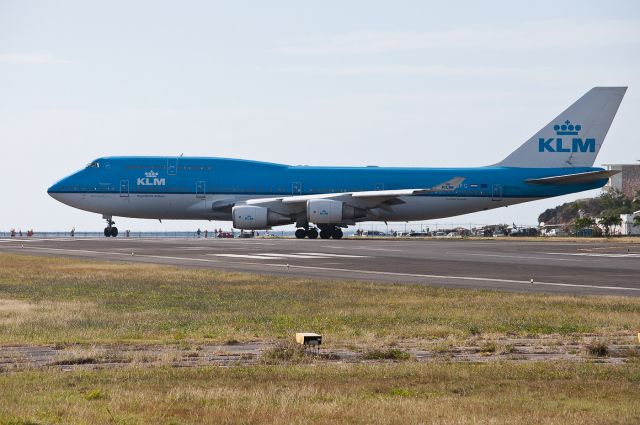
[47,178,66,200]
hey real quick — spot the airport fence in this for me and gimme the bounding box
[0,231,293,239]
[1,222,541,239]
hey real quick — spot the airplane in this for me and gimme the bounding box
[48,87,626,239]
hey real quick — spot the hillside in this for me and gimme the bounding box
[538,189,639,225]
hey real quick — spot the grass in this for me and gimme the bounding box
[0,362,639,424]
[260,341,312,364]
[2,253,640,424]
[362,348,411,360]
[586,340,609,357]
[1,253,640,346]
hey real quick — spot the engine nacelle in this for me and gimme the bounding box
[232,206,290,230]
[306,199,366,224]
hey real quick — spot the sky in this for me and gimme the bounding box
[1,0,639,232]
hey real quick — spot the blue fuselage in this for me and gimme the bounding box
[47,156,607,223]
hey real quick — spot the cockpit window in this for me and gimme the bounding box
[86,161,100,168]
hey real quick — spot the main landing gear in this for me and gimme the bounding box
[103,217,118,237]
[295,228,318,239]
[295,225,343,239]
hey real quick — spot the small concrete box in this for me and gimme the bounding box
[296,333,322,346]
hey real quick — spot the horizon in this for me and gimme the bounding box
[1,1,638,231]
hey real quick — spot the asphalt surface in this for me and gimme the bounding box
[1,237,639,296]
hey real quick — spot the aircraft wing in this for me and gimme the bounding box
[242,177,466,213]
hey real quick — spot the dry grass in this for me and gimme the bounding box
[1,253,640,346]
[2,253,640,424]
[0,362,639,424]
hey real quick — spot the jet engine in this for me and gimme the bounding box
[232,206,290,229]
[306,199,366,224]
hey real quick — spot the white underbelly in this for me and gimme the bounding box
[51,193,244,220]
[51,192,538,222]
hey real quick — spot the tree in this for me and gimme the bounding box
[573,216,595,236]
[599,189,628,210]
[600,214,622,236]
[633,214,640,227]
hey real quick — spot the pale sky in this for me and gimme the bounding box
[1,1,639,232]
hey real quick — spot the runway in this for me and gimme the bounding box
[1,237,639,296]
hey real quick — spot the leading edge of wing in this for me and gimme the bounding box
[245,176,466,206]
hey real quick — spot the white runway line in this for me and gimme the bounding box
[468,253,583,262]
[269,264,640,293]
[321,245,402,251]
[250,253,329,259]
[295,252,369,258]
[543,252,640,258]
[210,254,285,260]
[211,252,370,260]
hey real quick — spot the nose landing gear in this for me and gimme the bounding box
[103,217,118,237]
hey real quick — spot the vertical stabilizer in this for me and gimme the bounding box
[495,87,626,168]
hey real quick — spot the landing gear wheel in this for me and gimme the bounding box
[307,228,318,239]
[332,228,343,239]
[104,217,116,237]
[295,228,306,239]
[320,228,333,239]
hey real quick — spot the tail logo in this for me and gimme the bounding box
[539,120,595,153]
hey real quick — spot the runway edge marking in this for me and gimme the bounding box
[5,245,640,293]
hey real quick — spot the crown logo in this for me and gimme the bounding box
[554,120,581,136]
[145,170,159,178]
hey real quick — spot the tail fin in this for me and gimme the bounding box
[495,87,627,168]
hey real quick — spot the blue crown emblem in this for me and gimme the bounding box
[553,120,581,136]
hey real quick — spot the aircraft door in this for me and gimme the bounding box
[120,180,129,197]
[167,158,178,175]
[492,184,503,201]
[196,181,206,199]
[292,182,302,195]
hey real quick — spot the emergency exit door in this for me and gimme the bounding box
[492,184,503,201]
[120,180,129,197]
[196,181,206,199]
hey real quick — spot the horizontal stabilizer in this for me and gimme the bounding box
[525,169,619,185]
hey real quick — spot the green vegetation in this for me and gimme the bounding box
[1,362,639,424]
[539,189,640,230]
[600,213,623,236]
[572,216,596,234]
[1,253,640,346]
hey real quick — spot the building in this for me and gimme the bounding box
[620,211,640,236]
[604,163,640,199]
